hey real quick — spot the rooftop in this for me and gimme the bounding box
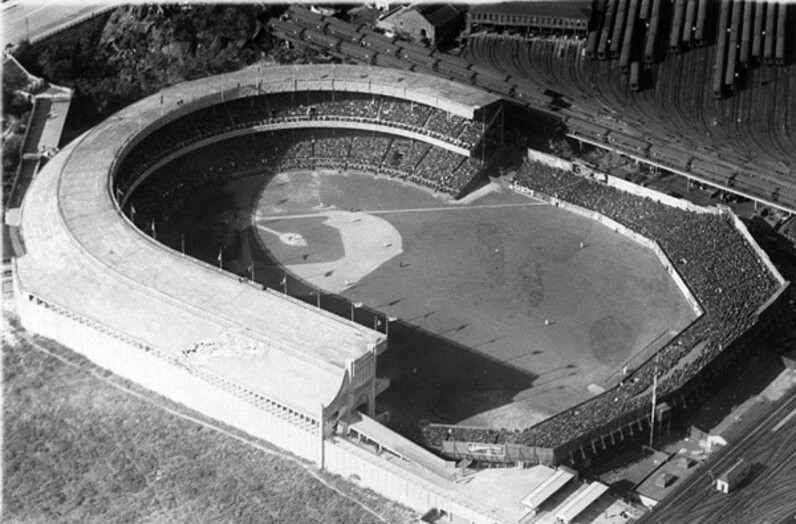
[470,1,591,21]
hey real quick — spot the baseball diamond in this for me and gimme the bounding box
[12,63,789,523]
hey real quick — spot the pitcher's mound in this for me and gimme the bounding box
[279,232,308,247]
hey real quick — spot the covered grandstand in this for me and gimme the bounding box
[13,64,538,523]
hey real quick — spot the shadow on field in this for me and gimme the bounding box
[241,227,539,429]
[159,182,538,432]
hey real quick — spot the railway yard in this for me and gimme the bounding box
[273,2,795,213]
[638,387,796,524]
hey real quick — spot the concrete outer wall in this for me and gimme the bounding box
[324,438,502,524]
[13,272,507,523]
[14,268,323,465]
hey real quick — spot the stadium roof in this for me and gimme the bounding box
[470,1,591,21]
[16,65,465,418]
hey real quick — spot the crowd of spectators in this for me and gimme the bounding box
[127,128,486,224]
[114,91,489,195]
[420,159,781,452]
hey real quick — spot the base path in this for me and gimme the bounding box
[254,209,403,294]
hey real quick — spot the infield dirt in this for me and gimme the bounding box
[165,169,697,431]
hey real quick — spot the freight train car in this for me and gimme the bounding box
[620,0,640,73]
[764,1,776,65]
[645,0,663,66]
[567,118,611,141]
[649,144,692,170]
[436,60,476,84]
[374,52,413,70]
[775,2,787,65]
[289,5,327,31]
[514,81,553,108]
[669,0,687,52]
[683,0,697,47]
[713,0,731,98]
[325,18,363,43]
[361,33,401,55]
[607,130,650,153]
[611,0,630,59]
[694,0,708,46]
[640,0,652,20]
[752,1,765,59]
[725,0,743,88]
[598,0,617,60]
[630,61,641,90]
[740,0,753,67]
[395,39,434,57]
[399,47,437,69]
[340,41,375,64]
[270,18,304,38]
[304,29,340,52]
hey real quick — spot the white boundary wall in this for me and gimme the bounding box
[526,148,573,172]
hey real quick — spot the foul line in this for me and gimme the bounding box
[255,201,547,222]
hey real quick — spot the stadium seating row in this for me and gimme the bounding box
[127,129,484,222]
[115,92,487,195]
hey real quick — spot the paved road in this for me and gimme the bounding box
[2,0,108,47]
[640,387,796,524]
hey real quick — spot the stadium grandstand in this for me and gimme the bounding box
[273,5,796,214]
[9,50,791,522]
[419,157,789,465]
[15,64,567,523]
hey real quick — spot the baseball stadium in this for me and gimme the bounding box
[11,60,790,523]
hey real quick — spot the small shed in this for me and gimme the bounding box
[716,458,751,494]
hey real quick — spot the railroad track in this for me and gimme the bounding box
[640,390,796,524]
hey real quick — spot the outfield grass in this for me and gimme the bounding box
[163,170,696,432]
[3,315,416,523]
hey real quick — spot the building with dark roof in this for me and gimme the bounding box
[466,1,591,36]
[377,3,465,46]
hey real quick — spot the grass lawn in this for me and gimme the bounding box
[163,169,695,430]
[3,314,415,523]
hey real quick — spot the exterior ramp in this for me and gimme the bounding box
[555,481,609,524]
[346,414,457,481]
[521,466,575,514]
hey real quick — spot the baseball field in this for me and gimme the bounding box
[162,169,696,432]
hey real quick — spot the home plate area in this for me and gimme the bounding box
[253,209,403,294]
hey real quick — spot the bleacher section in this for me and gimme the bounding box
[420,157,786,458]
[113,91,489,201]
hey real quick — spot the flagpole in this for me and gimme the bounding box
[650,354,659,448]
[181,232,185,254]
